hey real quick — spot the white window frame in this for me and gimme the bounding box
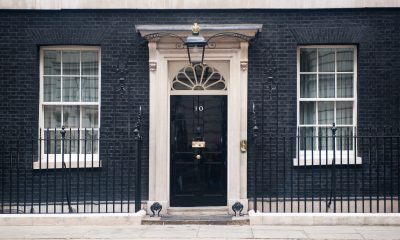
[35,46,101,169]
[295,45,361,166]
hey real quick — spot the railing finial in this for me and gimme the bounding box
[60,125,66,139]
[331,122,337,137]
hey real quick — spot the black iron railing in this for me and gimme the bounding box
[0,110,143,214]
[250,123,400,213]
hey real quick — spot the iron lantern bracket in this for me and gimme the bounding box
[141,31,254,65]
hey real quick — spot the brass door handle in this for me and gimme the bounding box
[240,140,247,153]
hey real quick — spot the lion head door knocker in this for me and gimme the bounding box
[192,126,205,161]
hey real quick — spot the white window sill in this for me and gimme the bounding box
[293,151,362,166]
[34,154,101,169]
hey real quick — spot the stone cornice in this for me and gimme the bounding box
[0,0,399,10]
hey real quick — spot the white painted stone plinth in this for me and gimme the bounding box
[248,210,400,226]
[0,211,146,226]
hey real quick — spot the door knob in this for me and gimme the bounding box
[195,154,201,160]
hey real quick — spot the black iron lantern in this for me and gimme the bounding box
[184,23,207,65]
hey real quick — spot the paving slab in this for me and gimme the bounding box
[358,229,400,240]
[252,229,308,239]
[1,224,400,239]
[302,225,359,234]
[141,225,199,238]
[84,226,146,239]
[29,226,93,239]
[302,226,363,240]
[198,225,253,238]
[306,233,363,240]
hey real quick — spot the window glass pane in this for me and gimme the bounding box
[62,77,80,102]
[337,127,353,151]
[43,76,61,102]
[63,106,80,128]
[82,51,99,75]
[319,127,333,151]
[300,48,317,72]
[300,74,316,98]
[81,129,99,154]
[82,77,98,102]
[64,130,79,154]
[319,74,335,98]
[299,127,316,150]
[62,51,80,75]
[337,74,353,98]
[44,50,61,75]
[44,130,61,154]
[336,101,353,125]
[337,48,353,72]
[318,48,335,72]
[44,106,61,128]
[300,102,316,125]
[82,106,98,128]
[318,102,334,125]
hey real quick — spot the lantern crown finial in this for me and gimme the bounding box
[192,23,200,35]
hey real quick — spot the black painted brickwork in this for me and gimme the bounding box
[0,9,399,209]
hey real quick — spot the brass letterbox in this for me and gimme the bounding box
[192,141,206,148]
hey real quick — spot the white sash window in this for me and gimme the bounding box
[37,46,101,169]
[297,45,360,165]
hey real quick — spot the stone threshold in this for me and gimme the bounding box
[143,214,249,225]
[249,210,400,225]
[0,210,146,226]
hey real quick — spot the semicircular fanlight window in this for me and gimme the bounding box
[171,64,227,91]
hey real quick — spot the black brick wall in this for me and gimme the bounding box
[0,9,399,211]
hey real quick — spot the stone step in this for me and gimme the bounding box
[167,206,229,216]
[142,215,249,225]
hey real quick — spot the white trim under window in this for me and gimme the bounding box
[295,45,361,166]
[36,46,101,169]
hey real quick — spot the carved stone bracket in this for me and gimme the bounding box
[240,61,248,71]
[149,61,157,72]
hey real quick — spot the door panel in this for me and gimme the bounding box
[170,95,227,206]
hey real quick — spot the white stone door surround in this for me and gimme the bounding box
[135,24,262,214]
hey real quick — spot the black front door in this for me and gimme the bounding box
[170,95,227,207]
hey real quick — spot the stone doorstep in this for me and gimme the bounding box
[167,206,229,216]
[142,214,250,225]
[248,210,400,226]
[0,210,147,226]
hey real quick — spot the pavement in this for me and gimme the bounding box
[1,225,400,239]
